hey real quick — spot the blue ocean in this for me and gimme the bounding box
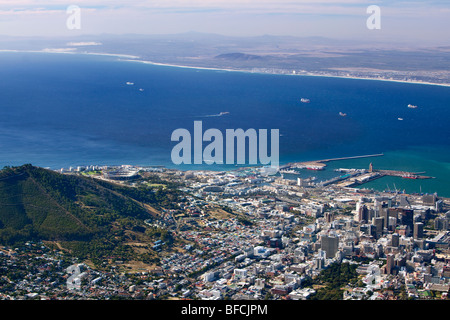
[1,52,449,196]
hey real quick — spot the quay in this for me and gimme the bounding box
[377,169,434,180]
[326,169,434,188]
[283,153,384,170]
[311,153,385,163]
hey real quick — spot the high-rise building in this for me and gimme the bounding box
[314,257,325,270]
[391,233,400,247]
[355,199,363,222]
[325,211,334,224]
[320,235,339,259]
[372,216,384,238]
[384,208,413,233]
[368,208,376,222]
[414,222,424,239]
[374,196,385,209]
[436,200,444,213]
[389,217,398,232]
[398,208,414,231]
[434,217,449,231]
[358,205,369,223]
[381,208,398,231]
[386,254,395,275]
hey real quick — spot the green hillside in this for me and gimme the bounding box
[0,164,152,245]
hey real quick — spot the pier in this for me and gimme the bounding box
[283,153,384,170]
[377,169,434,180]
[313,153,385,163]
[327,169,434,188]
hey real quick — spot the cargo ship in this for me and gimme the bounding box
[306,165,324,171]
[402,173,418,179]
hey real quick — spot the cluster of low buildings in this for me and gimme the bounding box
[0,242,150,300]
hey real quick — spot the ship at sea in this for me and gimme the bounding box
[306,165,324,171]
[300,98,310,103]
[339,112,347,117]
[407,104,418,109]
[402,173,418,179]
[280,169,300,175]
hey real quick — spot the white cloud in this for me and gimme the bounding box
[66,41,102,46]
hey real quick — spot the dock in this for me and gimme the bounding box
[313,153,385,163]
[377,170,434,180]
[325,169,434,188]
[282,153,384,170]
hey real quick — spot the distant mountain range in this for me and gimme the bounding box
[215,52,264,61]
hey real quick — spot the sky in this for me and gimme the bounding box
[0,1,449,45]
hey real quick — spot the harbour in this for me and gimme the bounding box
[281,153,435,190]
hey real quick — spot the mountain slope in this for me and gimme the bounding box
[0,164,151,244]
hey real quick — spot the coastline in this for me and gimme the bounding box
[120,57,450,88]
[1,49,449,88]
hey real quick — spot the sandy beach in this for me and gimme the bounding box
[122,56,450,88]
[1,49,449,88]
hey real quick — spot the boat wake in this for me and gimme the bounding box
[200,111,230,118]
